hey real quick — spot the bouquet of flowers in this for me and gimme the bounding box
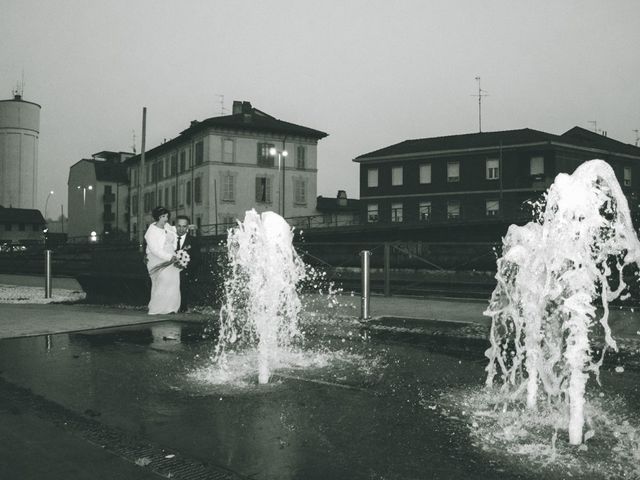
[175,249,191,269]
[149,250,191,275]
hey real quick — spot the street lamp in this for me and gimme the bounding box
[44,190,54,220]
[76,184,93,206]
[269,147,288,216]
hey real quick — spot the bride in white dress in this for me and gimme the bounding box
[145,207,181,314]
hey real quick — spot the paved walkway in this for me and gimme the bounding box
[0,273,637,342]
[0,274,638,480]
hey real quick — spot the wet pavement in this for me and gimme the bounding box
[0,320,638,479]
[0,274,638,479]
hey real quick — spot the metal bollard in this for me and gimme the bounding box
[360,250,371,320]
[44,249,52,298]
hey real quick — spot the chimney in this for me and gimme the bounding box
[232,101,243,115]
[337,190,347,207]
[190,120,199,128]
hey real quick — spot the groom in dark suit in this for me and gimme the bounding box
[175,215,198,313]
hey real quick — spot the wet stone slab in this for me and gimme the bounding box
[0,321,637,479]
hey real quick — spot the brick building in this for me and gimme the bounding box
[355,127,640,234]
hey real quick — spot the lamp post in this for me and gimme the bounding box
[269,147,288,216]
[44,190,54,220]
[76,184,93,206]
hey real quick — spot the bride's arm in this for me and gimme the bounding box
[144,226,173,261]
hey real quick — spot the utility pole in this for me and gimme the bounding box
[473,76,489,133]
[138,107,147,246]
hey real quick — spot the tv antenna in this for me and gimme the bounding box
[12,70,25,97]
[588,120,600,134]
[633,129,639,146]
[131,129,137,154]
[472,76,489,132]
[216,94,226,116]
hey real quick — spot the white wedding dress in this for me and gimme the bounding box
[145,223,181,314]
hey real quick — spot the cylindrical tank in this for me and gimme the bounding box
[0,94,41,209]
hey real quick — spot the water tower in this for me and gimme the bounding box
[0,89,41,208]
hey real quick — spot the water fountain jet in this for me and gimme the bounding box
[214,209,306,384]
[485,159,640,445]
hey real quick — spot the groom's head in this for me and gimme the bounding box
[176,215,190,236]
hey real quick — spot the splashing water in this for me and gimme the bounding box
[485,160,640,445]
[214,209,306,384]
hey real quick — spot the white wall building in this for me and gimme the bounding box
[0,93,41,209]
[126,101,328,238]
[67,151,132,240]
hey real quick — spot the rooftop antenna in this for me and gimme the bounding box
[633,129,639,147]
[472,76,489,133]
[588,120,600,134]
[216,94,226,116]
[12,71,24,98]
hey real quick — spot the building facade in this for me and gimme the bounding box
[126,101,328,239]
[0,93,41,209]
[355,127,640,229]
[67,151,132,240]
[0,206,45,247]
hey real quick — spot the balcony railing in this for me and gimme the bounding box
[197,211,535,237]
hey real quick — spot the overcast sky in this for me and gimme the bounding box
[2,0,639,218]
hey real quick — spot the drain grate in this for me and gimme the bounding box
[0,377,247,480]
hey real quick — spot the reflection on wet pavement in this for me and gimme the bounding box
[0,321,637,480]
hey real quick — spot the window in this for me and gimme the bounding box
[146,163,152,184]
[130,167,138,186]
[367,204,379,223]
[419,164,431,184]
[171,186,176,207]
[222,173,235,202]
[447,200,461,219]
[530,156,544,175]
[186,181,192,206]
[447,161,460,182]
[486,199,500,216]
[223,139,234,163]
[158,189,162,206]
[624,166,632,186]
[419,201,432,221]
[367,168,379,187]
[294,178,307,205]
[392,166,403,186]
[131,194,138,214]
[391,202,403,222]
[195,141,204,165]
[255,176,272,203]
[194,177,202,204]
[296,146,306,169]
[486,159,499,180]
[257,143,275,167]
[165,187,170,207]
[180,151,187,172]
[170,155,177,175]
